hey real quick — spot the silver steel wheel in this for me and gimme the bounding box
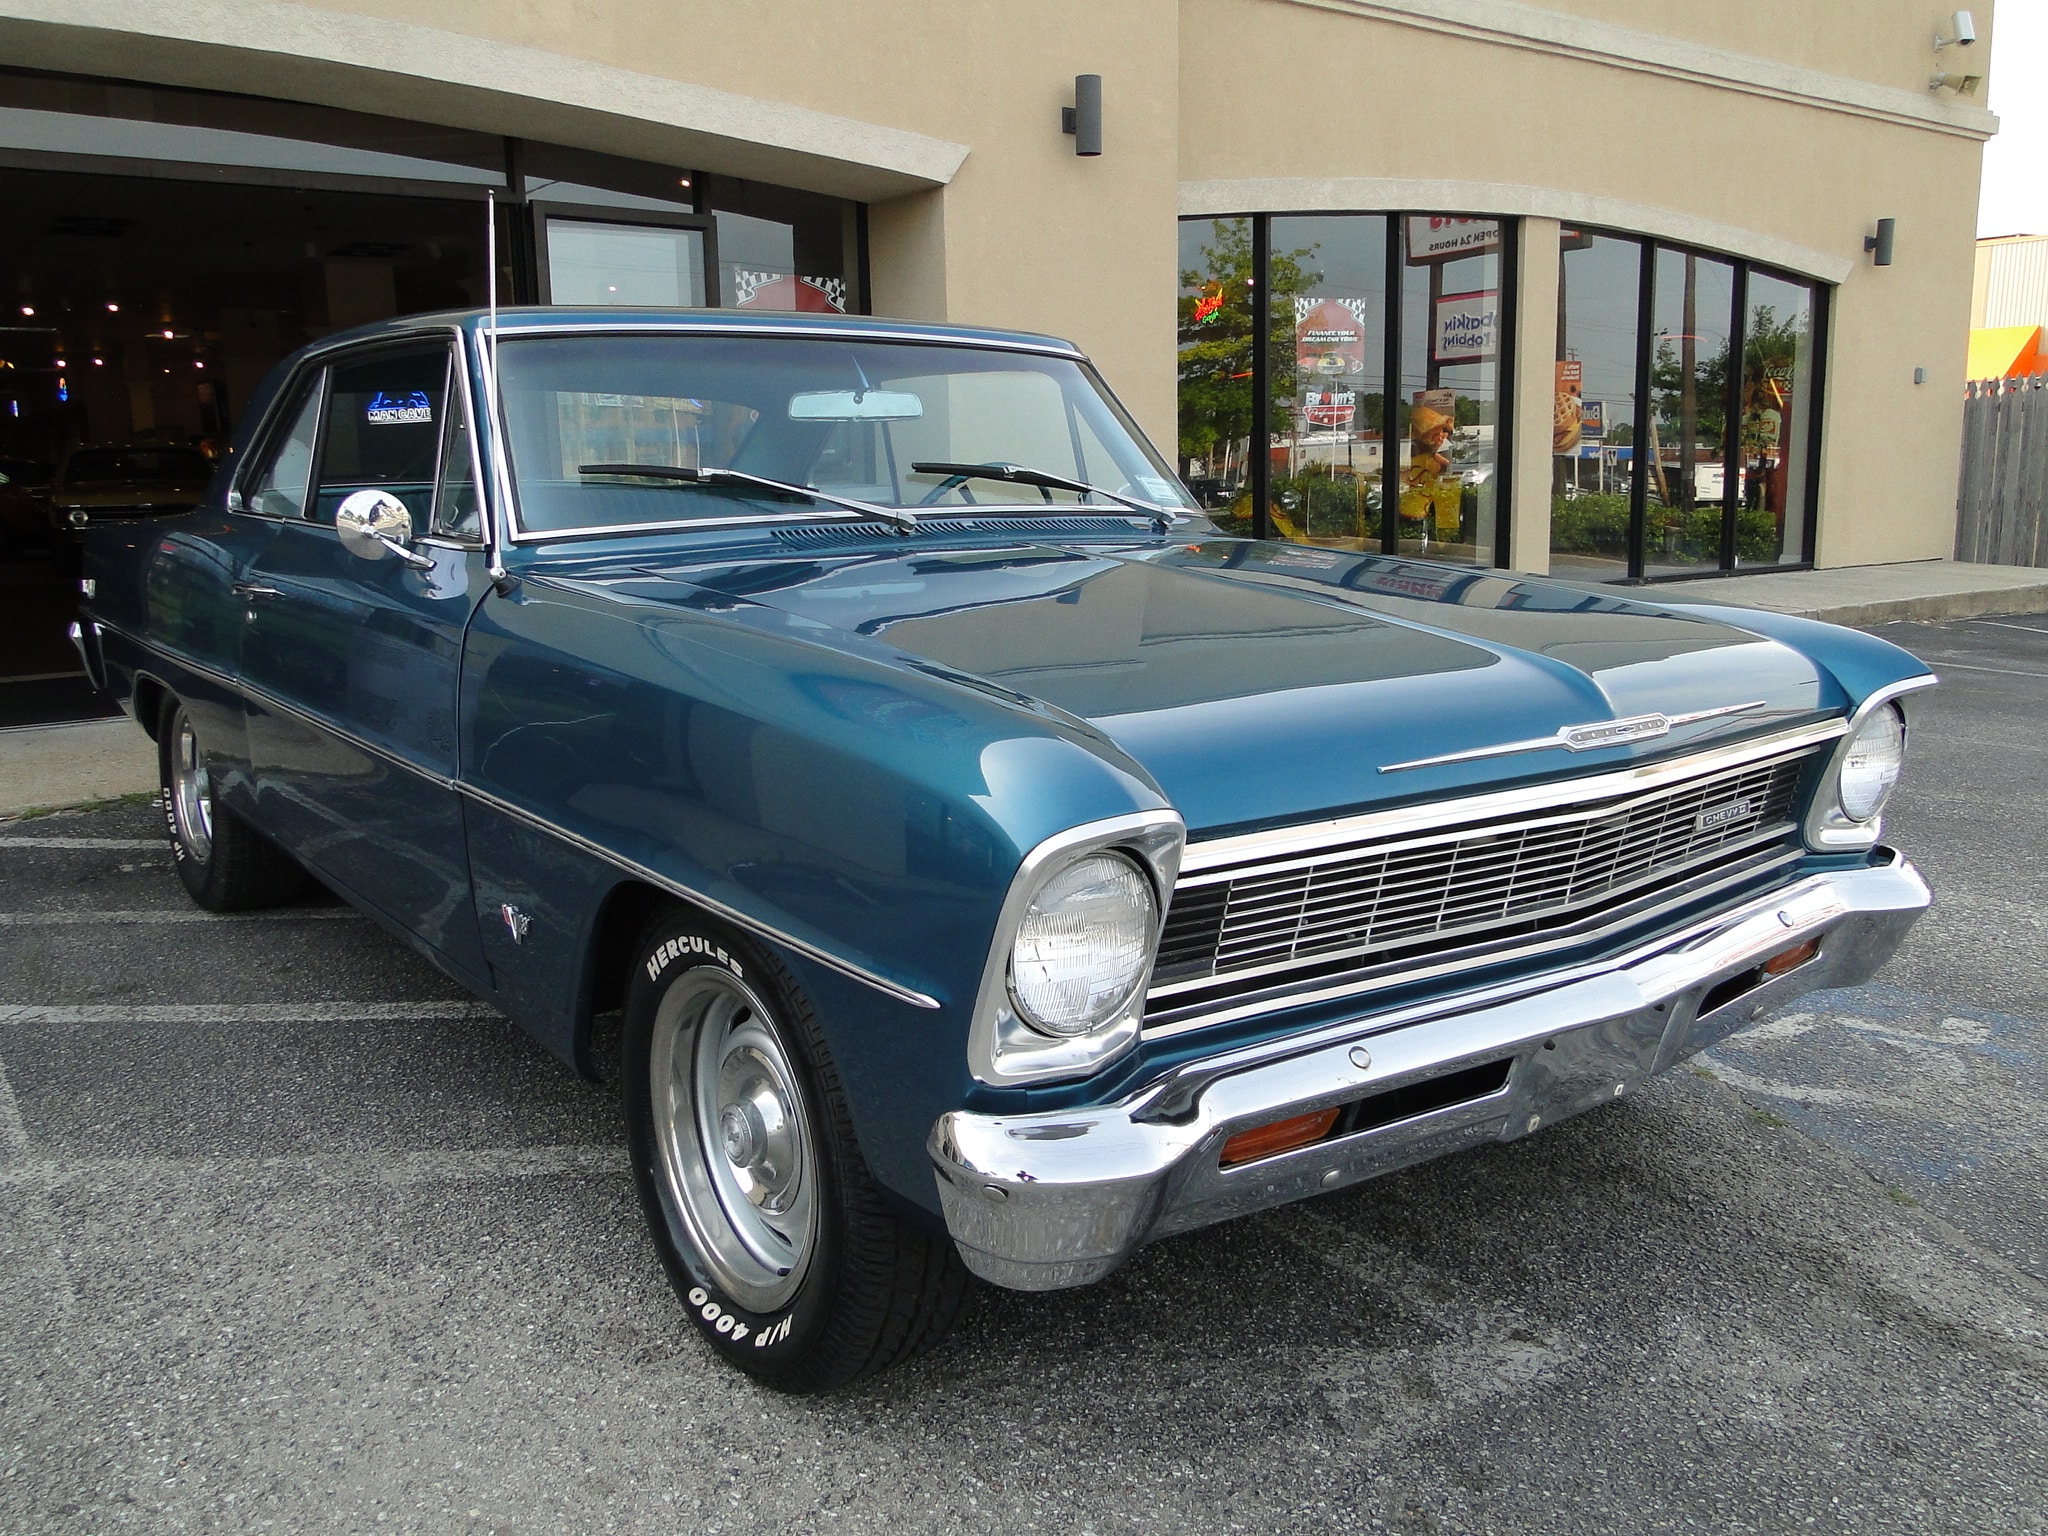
[169,711,214,863]
[648,966,819,1313]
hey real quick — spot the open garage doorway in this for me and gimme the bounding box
[0,166,488,725]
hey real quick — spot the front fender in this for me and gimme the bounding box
[457,577,1174,1206]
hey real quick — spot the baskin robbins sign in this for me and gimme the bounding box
[1433,290,1499,363]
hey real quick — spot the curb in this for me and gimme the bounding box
[1776,583,2048,629]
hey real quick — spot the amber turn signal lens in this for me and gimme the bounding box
[1763,938,1820,977]
[1219,1107,1340,1167]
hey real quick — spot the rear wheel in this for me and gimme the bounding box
[157,697,304,911]
[622,909,970,1391]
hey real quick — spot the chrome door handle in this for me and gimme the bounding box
[232,582,283,599]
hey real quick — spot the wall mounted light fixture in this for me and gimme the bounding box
[1061,75,1102,156]
[1865,218,1896,265]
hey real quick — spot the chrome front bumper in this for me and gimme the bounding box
[929,852,1929,1291]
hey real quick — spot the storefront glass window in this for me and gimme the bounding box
[1646,248,1736,576]
[542,216,707,306]
[1549,225,1826,578]
[1550,231,1641,576]
[1268,216,1387,551]
[1175,212,1512,564]
[1398,217,1502,564]
[1177,217,1257,533]
[1739,271,1818,566]
[702,177,860,314]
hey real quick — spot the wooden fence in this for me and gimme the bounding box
[1956,375,2048,566]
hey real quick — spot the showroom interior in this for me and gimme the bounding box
[0,68,860,726]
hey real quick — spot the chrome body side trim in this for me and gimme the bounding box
[96,621,941,1011]
[453,780,944,1012]
[1803,675,1938,851]
[1179,717,1845,877]
[966,811,1187,1086]
[930,852,1930,1292]
[1378,699,1767,772]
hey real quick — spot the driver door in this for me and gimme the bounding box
[239,335,492,984]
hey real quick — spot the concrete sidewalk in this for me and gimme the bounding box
[1640,558,2048,628]
[0,715,156,818]
[2,558,2042,819]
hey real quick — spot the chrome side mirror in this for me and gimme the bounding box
[335,489,432,570]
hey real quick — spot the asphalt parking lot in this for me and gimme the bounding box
[2,615,2044,1536]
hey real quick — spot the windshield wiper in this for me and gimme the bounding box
[909,461,1186,531]
[578,463,916,533]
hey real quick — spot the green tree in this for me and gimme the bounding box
[1177,220,1320,474]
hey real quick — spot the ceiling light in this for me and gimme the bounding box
[106,301,120,313]
[19,306,32,317]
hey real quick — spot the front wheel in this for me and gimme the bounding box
[157,697,304,911]
[621,910,970,1391]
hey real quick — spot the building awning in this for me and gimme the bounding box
[1968,325,2046,380]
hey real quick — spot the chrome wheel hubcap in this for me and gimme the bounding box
[649,966,817,1313]
[170,713,214,863]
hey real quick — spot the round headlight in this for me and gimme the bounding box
[1836,704,1905,822]
[1009,852,1157,1037]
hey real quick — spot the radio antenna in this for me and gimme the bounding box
[483,189,514,591]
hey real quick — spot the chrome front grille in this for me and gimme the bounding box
[1148,741,1821,1032]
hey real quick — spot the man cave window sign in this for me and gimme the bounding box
[367,390,434,425]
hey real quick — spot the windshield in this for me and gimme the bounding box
[494,333,1198,536]
[64,449,210,483]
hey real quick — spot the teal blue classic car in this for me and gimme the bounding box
[75,310,1932,1390]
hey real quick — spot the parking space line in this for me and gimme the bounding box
[0,1001,501,1025]
[0,837,166,850]
[1962,618,2048,637]
[1910,659,2048,680]
[0,1143,622,1192]
[0,909,358,926]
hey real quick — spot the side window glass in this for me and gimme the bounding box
[433,387,483,539]
[313,343,452,526]
[242,377,323,519]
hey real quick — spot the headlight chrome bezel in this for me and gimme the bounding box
[968,811,1184,1086]
[1804,676,1933,850]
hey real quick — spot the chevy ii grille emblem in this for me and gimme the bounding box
[1381,700,1769,773]
[1696,799,1757,831]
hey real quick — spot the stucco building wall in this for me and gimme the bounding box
[0,0,1998,570]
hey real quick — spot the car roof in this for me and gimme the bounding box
[302,306,1088,359]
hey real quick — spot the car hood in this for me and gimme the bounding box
[589,538,1832,835]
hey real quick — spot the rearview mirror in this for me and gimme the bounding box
[787,390,924,422]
